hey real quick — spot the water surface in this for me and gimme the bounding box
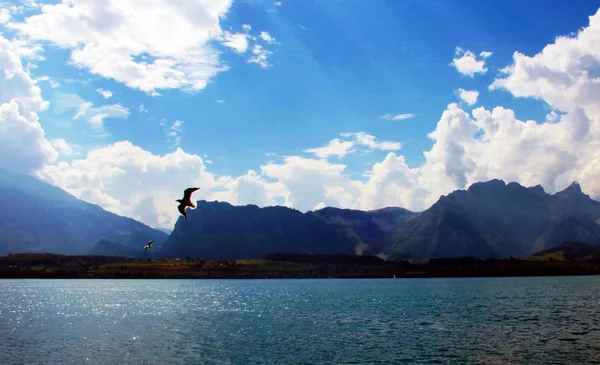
[1,277,600,364]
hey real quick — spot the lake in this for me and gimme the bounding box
[1,277,599,364]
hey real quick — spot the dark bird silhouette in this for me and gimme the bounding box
[176,187,200,220]
[144,240,154,250]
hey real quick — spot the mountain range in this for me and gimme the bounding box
[2,166,600,261]
[162,179,600,260]
[0,168,168,256]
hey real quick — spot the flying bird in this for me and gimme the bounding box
[176,187,200,220]
[144,240,154,250]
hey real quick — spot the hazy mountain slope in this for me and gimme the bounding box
[89,239,158,258]
[310,207,417,255]
[0,168,168,255]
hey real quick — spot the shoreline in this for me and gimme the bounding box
[2,252,600,280]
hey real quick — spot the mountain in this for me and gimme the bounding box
[531,241,600,260]
[385,180,600,260]
[162,179,600,261]
[311,206,417,255]
[89,239,157,258]
[161,201,366,259]
[0,168,168,256]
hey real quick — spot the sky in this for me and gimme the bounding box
[2,0,600,230]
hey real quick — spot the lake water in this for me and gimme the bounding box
[1,277,600,364]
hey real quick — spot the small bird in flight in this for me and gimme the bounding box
[144,240,154,250]
[176,187,200,220]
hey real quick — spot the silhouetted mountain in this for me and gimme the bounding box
[161,201,368,259]
[0,168,168,255]
[386,180,600,259]
[162,179,600,260]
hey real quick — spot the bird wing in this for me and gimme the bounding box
[183,187,200,200]
[147,240,154,247]
[178,204,188,219]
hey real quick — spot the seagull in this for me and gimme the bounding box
[144,240,154,250]
[176,187,200,220]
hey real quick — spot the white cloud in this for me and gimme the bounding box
[0,35,57,174]
[96,88,113,99]
[450,47,490,77]
[546,110,559,122]
[0,7,11,24]
[137,104,147,113]
[37,142,223,228]
[37,75,60,88]
[304,138,355,159]
[73,102,130,131]
[342,132,402,151]
[312,202,326,210]
[5,4,600,234]
[7,0,240,94]
[260,31,275,44]
[273,1,282,6]
[167,120,184,147]
[379,113,415,121]
[216,99,225,103]
[221,31,249,53]
[242,24,252,32]
[304,132,401,159]
[248,44,273,68]
[457,88,479,106]
[50,138,81,157]
[52,92,129,131]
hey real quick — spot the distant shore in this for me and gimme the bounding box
[1,253,600,279]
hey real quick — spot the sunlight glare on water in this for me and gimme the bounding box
[1,277,600,364]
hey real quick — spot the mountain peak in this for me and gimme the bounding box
[467,179,507,192]
[555,181,586,198]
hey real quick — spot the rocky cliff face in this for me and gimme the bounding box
[385,180,600,259]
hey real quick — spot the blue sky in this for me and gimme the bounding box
[2,0,600,228]
[24,0,598,176]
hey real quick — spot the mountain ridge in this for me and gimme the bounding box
[162,179,600,260]
[2,170,600,261]
[0,168,169,256]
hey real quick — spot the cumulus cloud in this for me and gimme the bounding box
[0,35,57,174]
[37,142,224,228]
[457,88,479,106]
[7,0,277,95]
[5,5,600,232]
[379,113,415,121]
[450,47,491,77]
[0,8,11,24]
[304,132,401,159]
[49,138,77,156]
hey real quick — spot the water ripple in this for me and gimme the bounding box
[0,277,599,364]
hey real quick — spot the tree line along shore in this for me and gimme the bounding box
[1,251,600,279]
